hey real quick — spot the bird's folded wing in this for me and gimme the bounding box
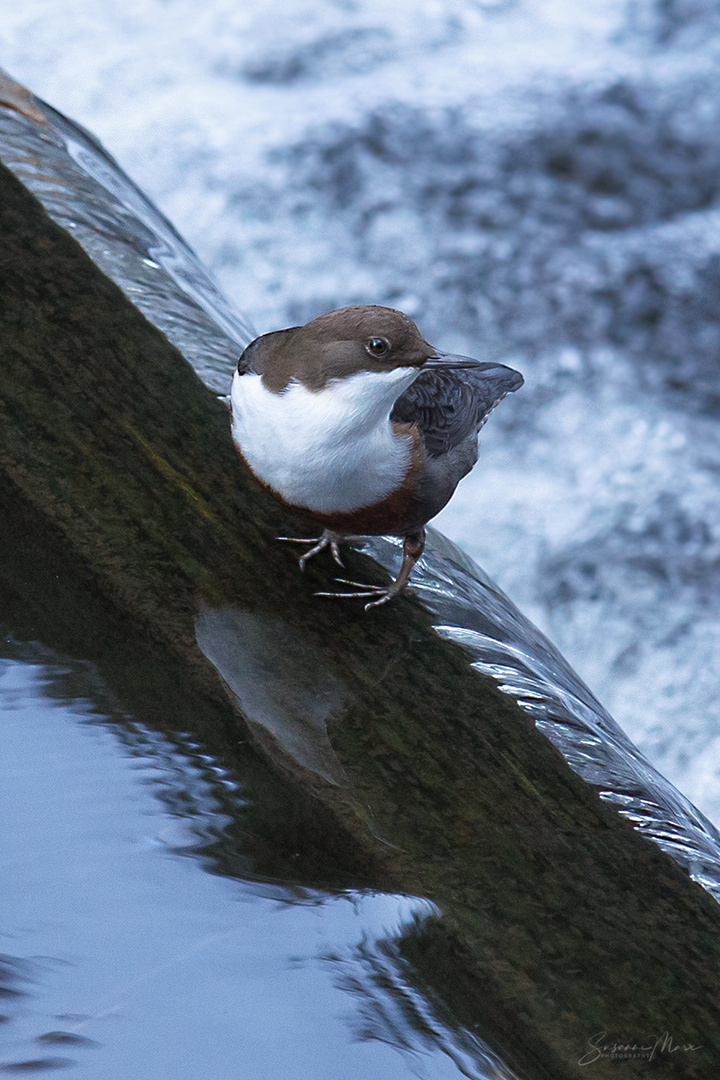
[391,363,523,458]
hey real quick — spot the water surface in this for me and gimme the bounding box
[0,640,514,1079]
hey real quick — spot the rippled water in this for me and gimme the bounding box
[0,640,514,1079]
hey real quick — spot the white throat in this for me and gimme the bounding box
[230,367,418,513]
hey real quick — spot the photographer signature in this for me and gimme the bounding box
[579,1031,702,1066]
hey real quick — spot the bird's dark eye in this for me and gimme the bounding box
[366,336,390,358]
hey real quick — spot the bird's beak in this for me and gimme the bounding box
[423,349,486,370]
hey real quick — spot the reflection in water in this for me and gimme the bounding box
[0,954,29,1024]
[195,608,347,787]
[0,638,515,1080]
[0,931,82,1073]
[324,931,520,1080]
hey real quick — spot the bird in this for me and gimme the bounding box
[230,305,523,609]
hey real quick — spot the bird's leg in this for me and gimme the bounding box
[316,528,426,611]
[276,529,345,570]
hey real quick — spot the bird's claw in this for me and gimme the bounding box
[315,578,398,611]
[329,541,344,568]
[279,537,407,608]
[277,532,344,570]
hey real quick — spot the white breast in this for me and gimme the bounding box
[230,367,418,514]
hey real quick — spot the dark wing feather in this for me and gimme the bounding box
[391,362,523,458]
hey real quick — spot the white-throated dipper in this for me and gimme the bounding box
[230,305,523,608]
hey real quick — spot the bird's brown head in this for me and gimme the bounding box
[239,305,435,393]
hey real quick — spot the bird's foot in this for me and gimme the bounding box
[276,530,344,570]
[313,528,425,612]
[315,578,403,611]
